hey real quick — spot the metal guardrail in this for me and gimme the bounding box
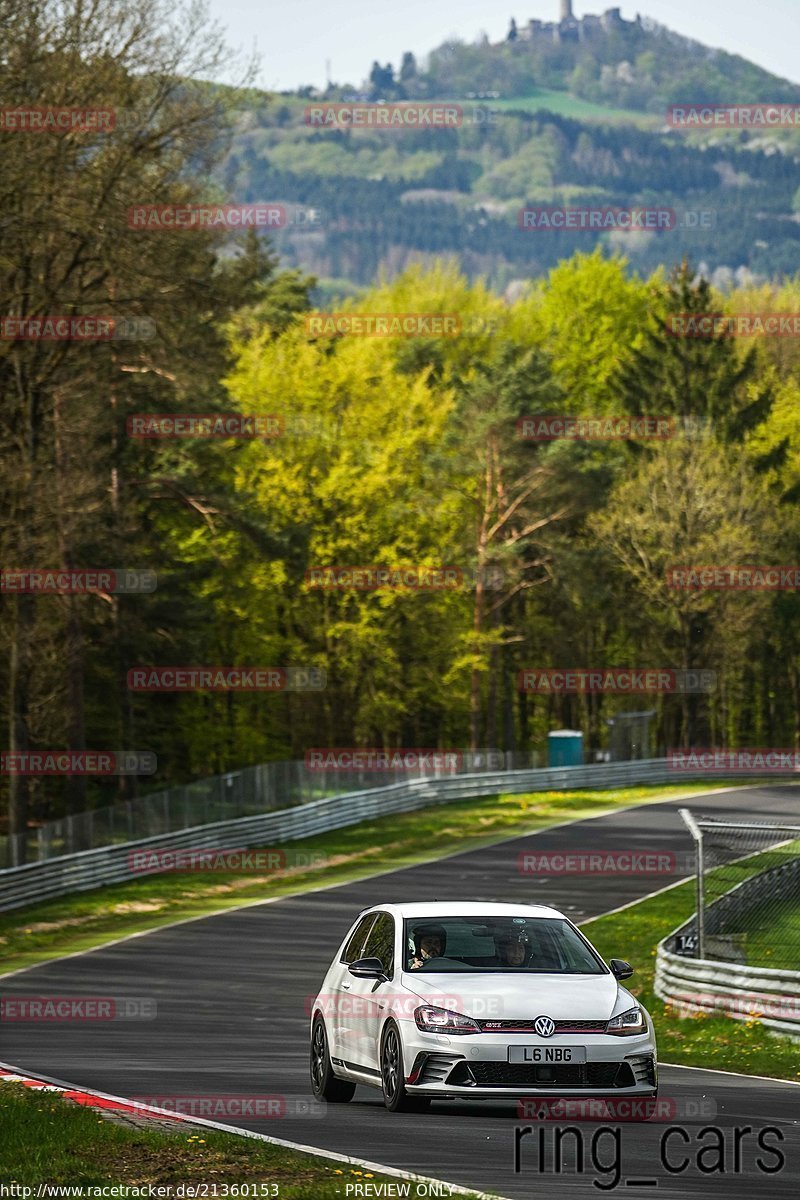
[655,853,800,1038]
[0,757,712,912]
[655,945,800,1038]
[3,753,523,868]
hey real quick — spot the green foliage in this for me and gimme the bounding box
[7,244,800,806]
[3,2,800,832]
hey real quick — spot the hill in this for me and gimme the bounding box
[386,9,800,115]
[220,8,800,292]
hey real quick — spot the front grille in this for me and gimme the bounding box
[448,1061,636,1089]
[476,1019,607,1034]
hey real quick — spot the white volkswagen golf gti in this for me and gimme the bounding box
[310,901,657,1111]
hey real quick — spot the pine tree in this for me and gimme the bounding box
[613,261,785,468]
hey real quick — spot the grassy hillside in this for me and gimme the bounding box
[491,90,660,126]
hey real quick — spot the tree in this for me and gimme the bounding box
[613,261,781,457]
[446,344,573,749]
[520,250,652,412]
[368,62,395,97]
[399,52,417,82]
[590,433,772,748]
[224,308,458,752]
[0,0,254,858]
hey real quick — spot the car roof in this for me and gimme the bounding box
[358,901,566,920]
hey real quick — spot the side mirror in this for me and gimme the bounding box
[348,956,386,979]
[610,958,634,980]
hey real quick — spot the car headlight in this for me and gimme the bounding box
[606,1005,646,1036]
[414,1005,481,1035]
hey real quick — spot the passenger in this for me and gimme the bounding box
[494,930,530,967]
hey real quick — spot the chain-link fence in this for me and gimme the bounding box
[1,749,540,868]
[674,811,800,970]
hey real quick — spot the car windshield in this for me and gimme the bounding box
[403,916,606,974]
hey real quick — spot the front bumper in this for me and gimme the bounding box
[404,1032,657,1097]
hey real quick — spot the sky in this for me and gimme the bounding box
[206,0,800,93]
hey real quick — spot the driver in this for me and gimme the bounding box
[408,923,447,970]
[494,930,530,967]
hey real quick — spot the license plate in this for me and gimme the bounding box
[508,1045,587,1064]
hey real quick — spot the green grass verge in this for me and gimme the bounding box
[0,1083,487,1195]
[489,90,659,126]
[582,881,800,1083]
[0,783,723,977]
[699,838,800,970]
[744,899,800,968]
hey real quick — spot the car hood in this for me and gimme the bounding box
[401,971,623,1021]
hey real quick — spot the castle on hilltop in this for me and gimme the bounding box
[517,2,642,43]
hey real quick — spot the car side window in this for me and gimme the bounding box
[362,912,394,978]
[340,914,376,964]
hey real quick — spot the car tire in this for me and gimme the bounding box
[380,1022,431,1113]
[310,1015,356,1102]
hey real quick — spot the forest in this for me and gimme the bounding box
[2,1,800,856]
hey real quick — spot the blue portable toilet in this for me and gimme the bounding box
[548,730,584,768]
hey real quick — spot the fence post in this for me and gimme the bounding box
[679,807,705,960]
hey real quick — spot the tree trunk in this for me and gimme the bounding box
[470,568,486,753]
[7,593,33,866]
[792,663,800,752]
[53,389,88,818]
[63,599,88,817]
[502,641,515,759]
[486,638,498,751]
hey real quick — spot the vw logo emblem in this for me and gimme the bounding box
[534,1015,555,1038]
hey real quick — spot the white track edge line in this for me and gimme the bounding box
[0,1060,508,1200]
[661,1061,800,1087]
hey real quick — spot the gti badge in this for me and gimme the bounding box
[534,1015,555,1037]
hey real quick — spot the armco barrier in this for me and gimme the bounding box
[655,856,800,1038]
[655,944,800,1038]
[0,757,780,912]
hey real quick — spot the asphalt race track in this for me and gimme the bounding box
[2,785,800,1198]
